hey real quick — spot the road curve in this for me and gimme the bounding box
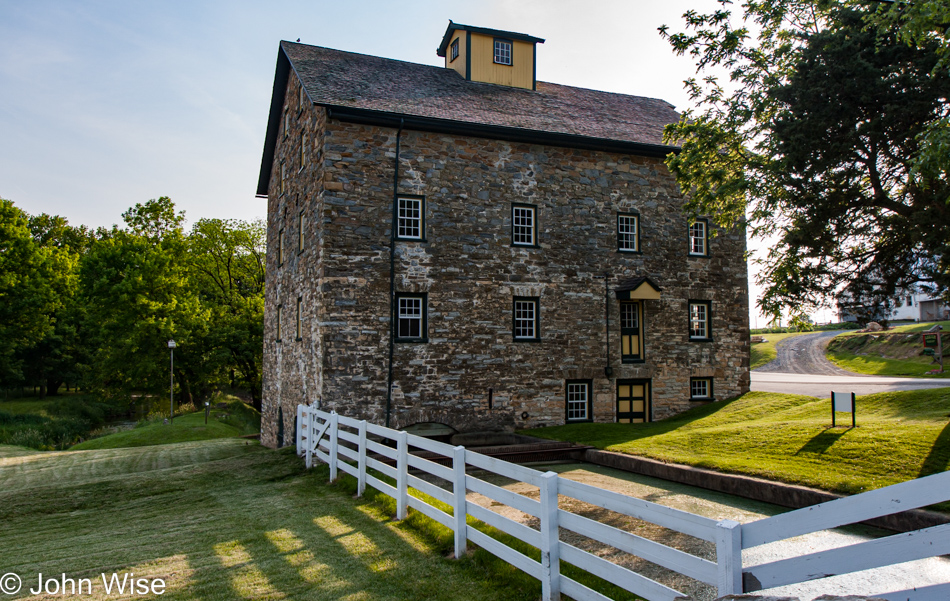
[755,330,856,375]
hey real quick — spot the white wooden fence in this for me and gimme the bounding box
[296,406,950,601]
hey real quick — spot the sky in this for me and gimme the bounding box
[0,0,807,325]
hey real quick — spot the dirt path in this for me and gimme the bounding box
[755,330,859,376]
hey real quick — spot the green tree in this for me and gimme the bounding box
[187,218,266,408]
[661,1,950,320]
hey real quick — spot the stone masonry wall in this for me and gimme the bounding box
[261,83,750,446]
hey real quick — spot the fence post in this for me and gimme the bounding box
[357,420,367,497]
[296,405,304,456]
[396,431,409,520]
[304,409,313,469]
[452,445,467,559]
[716,519,742,595]
[539,471,561,601]
[329,412,339,482]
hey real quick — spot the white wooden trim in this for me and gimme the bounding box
[406,495,454,529]
[558,510,716,585]
[336,413,362,429]
[453,446,467,559]
[557,477,718,542]
[465,475,541,517]
[407,433,455,456]
[539,472,561,601]
[357,420,367,496]
[336,444,358,461]
[715,519,742,595]
[406,473,453,506]
[467,527,542,579]
[406,453,454,481]
[337,460,358,479]
[465,451,542,486]
[328,413,339,481]
[396,431,409,520]
[366,422,394,439]
[337,429,359,445]
[558,542,685,601]
[314,448,330,464]
[295,405,304,454]
[365,439,398,460]
[365,456,397,480]
[365,473,397,498]
[878,582,950,601]
[742,470,950,548]
[559,575,614,601]
[467,502,542,548]
[743,522,950,591]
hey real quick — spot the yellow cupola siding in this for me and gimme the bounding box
[436,21,545,90]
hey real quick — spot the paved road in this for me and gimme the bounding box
[751,330,950,394]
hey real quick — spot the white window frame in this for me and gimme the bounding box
[618,213,639,252]
[494,39,512,65]
[512,204,536,247]
[689,220,708,256]
[689,301,711,340]
[396,294,427,341]
[396,197,424,240]
[566,381,591,422]
[513,297,539,341]
[690,378,712,400]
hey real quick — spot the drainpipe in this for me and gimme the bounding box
[604,273,613,379]
[385,119,404,428]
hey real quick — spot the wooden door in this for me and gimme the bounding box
[616,380,650,423]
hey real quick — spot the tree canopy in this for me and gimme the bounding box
[661,0,950,321]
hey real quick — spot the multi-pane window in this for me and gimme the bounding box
[512,204,537,246]
[298,211,306,252]
[513,297,539,340]
[618,213,639,252]
[396,294,427,341]
[690,378,713,400]
[494,39,512,65]
[689,301,712,340]
[620,301,642,361]
[295,297,302,340]
[566,381,592,422]
[278,228,285,266]
[451,38,459,61]
[397,197,424,240]
[276,304,282,341]
[689,220,708,256]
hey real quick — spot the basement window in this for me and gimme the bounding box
[690,378,713,401]
[566,381,592,422]
[494,39,512,65]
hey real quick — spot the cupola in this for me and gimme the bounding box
[436,21,545,90]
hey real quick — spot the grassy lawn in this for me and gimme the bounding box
[888,320,950,333]
[523,389,950,506]
[825,330,949,377]
[72,399,260,450]
[825,351,947,377]
[750,331,809,369]
[0,440,543,601]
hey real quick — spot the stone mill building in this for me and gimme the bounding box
[257,22,750,448]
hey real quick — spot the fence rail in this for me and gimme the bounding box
[296,405,950,601]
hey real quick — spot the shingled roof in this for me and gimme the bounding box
[258,41,682,196]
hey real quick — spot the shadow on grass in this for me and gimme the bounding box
[919,421,950,478]
[795,427,854,456]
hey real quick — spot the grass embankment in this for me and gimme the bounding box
[71,397,260,450]
[524,389,950,507]
[0,440,545,601]
[889,320,950,333]
[826,329,949,377]
[0,395,113,450]
[750,332,808,369]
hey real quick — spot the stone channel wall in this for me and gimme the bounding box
[262,71,750,447]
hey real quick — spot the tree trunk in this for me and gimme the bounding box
[48,379,63,396]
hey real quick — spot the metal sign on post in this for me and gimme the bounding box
[831,391,856,428]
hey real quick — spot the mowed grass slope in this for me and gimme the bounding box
[524,390,950,503]
[0,440,538,601]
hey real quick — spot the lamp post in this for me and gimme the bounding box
[168,340,176,424]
